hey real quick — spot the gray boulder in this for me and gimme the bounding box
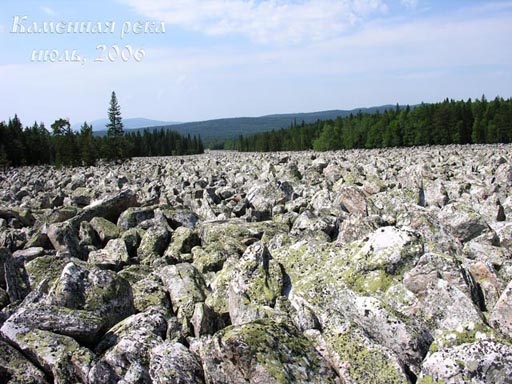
[0,339,49,383]
[137,225,171,264]
[117,206,155,230]
[88,238,129,271]
[47,221,82,257]
[47,261,135,330]
[89,307,167,384]
[419,340,512,383]
[228,242,283,325]
[149,342,205,384]
[1,322,94,383]
[159,263,207,317]
[89,217,120,245]
[195,319,339,383]
[439,202,489,243]
[490,280,512,339]
[131,275,172,314]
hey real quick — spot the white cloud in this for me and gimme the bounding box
[400,0,418,9]
[41,6,56,16]
[118,0,388,44]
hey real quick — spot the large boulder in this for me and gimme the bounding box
[439,202,489,243]
[89,217,120,245]
[149,342,205,384]
[71,189,138,226]
[228,242,283,325]
[195,319,339,383]
[490,280,512,339]
[89,307,167,383]
[0,339,49,383]
[1,323,94,383]
[47,261,135,330]
[159,263,207,317]
[88,238,129,271]
[47,221,82,257]
[419,340,512,383]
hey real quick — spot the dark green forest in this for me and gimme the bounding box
[0,118,204,168]
[119,106,394,148]
[225,96,512,152]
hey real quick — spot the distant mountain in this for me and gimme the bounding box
[93,105,399,146]
[73,118,179,131]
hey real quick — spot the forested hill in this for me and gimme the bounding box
[95,106,396,147]
[225,96,512,152]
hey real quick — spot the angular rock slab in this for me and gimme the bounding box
[0,322,94,384]
[150,342,205,384]
[89,307,167,384]
[159,263,207,317]
[0,339,48,383]
[197,319,339,383]
[229,242,283,325]
[490,280,512,339]
[47,261,135,330]
[88,238,129,271]
[419,340,512,383]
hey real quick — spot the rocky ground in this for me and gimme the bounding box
[1,145,512,383]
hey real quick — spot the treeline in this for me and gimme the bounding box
[0,117,204,168]
[225,96,512,152]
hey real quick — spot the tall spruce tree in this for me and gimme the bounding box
[106,91,127,162]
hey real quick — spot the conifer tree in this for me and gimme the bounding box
[106,91,127,162]
[79,122,98,166]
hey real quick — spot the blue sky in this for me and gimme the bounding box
[0,0,511,128]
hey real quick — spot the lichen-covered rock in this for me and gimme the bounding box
[159,263,207,317]
[418,340,512,383]
[351,226,423,274]
[490,280,512,339]
[205,257,238,315]
[137,225,171,263]
[192,245,227,273]
[309,325,410,384]
[196,319,339,383]
[89,217,120,245]
[47,261,135,329]
[47,221,82,257]
[131,275,171,314]
[4,301,106,344]
[272,236,432,374]
[25,255,69,288]
[89,307,167,384]
[163,226,200,263]
[1,323,94,384]
[149,342,205,384]
[117,206,155,230]
[439,202,489,243]
[0,339,49,383]
[229,242,283,325]
[88,238,129,271]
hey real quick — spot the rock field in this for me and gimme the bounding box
[1,144,512,383]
